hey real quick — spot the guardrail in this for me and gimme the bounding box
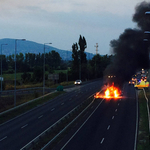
[0,90,56,116]
[20,94,95,150]
[143,88,150,135]
[0,87,53,96]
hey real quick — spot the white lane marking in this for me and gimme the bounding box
[38,115,43,119]
[100,138,105,144]
[60,99,104,150]
[107,125,110,130]
[115,109,117,112]
[0,136,7,142]
[51,108,55,111]
[118,103,120,106]
[61,103,64,105]
[21,124,28,129]
[112,116,114,120]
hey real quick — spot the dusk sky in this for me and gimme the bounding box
[0,0,146,55]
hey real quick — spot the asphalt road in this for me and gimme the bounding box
[54,83,138,150]
[0,80,103,150]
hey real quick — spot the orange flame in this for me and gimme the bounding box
[94,84,121,99]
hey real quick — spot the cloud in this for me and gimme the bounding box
[0,0,145,16]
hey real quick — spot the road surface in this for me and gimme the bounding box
[0,80,103,150]
[53,83,138,150]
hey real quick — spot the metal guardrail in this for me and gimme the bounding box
[0,87,53,96]
[20,96,94,150]
[0,90,56,116]
[142,88,150,135]
[41,95,95,150]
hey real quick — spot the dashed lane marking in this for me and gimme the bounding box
[0,136,7,142]
[38,115,43,119]
[51,108,55,111]
[100,138,105,144]
[21,124,28,129]
[61,103,64,105]
[107,125,110,130]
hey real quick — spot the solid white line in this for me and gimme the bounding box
[100,138,105,144]
[51,108,55,111]
[118,103,120,106]
[61,103,64,105]
[38,115,43,119]
[115,109,117,112]
[21,124,28,129]
[0,136,7,142]
[107,125,110,130]
[112,116,114,120]
[60,99,104,150]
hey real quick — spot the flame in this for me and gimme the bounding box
[94,84,121,99]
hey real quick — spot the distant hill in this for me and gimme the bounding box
[0,38,94,60]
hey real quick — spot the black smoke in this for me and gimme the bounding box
[104,1,150,86]
[132,1,150,31]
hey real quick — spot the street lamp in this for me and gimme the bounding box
[43,43,52,97]
[14,39,26,107]
[1,44,7,93]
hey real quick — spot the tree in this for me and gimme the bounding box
[71,35,87,80]
[71,43,79,80]
[32,66,43,82]
[78,35,87,80]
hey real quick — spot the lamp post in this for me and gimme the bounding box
[1,44,7,93]
[14,39,26,107]
[43,43,52,97]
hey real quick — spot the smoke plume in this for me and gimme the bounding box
[104,1,150,86]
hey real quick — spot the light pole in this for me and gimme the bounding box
[43,43,52,97]
[1,44,7,93]
[14,39,26,107]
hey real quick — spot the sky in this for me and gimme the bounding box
[0,0,147,55]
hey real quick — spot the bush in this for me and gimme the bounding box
[21,72,31,83]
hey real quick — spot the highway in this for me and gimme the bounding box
[0,80,103,150]
[53,83,138,150]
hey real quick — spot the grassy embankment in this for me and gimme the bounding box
[0,71,74,124]
[137,89,150,150]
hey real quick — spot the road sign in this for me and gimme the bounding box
[48,74,59,80]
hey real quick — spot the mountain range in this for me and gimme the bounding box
[0,38,94,60]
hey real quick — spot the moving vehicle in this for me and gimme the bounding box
[74,80,82,85]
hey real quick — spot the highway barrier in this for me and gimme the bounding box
[142,88,150,136]
[20,94,95,150]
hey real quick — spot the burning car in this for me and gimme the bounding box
[94,83,122,99]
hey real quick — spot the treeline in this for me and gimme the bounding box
[0,50,62,73]
[0,38,112,84]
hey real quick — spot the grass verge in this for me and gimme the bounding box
[137,90,150,150]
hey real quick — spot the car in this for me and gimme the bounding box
[128,80,135,85]
[74,80,82,85]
